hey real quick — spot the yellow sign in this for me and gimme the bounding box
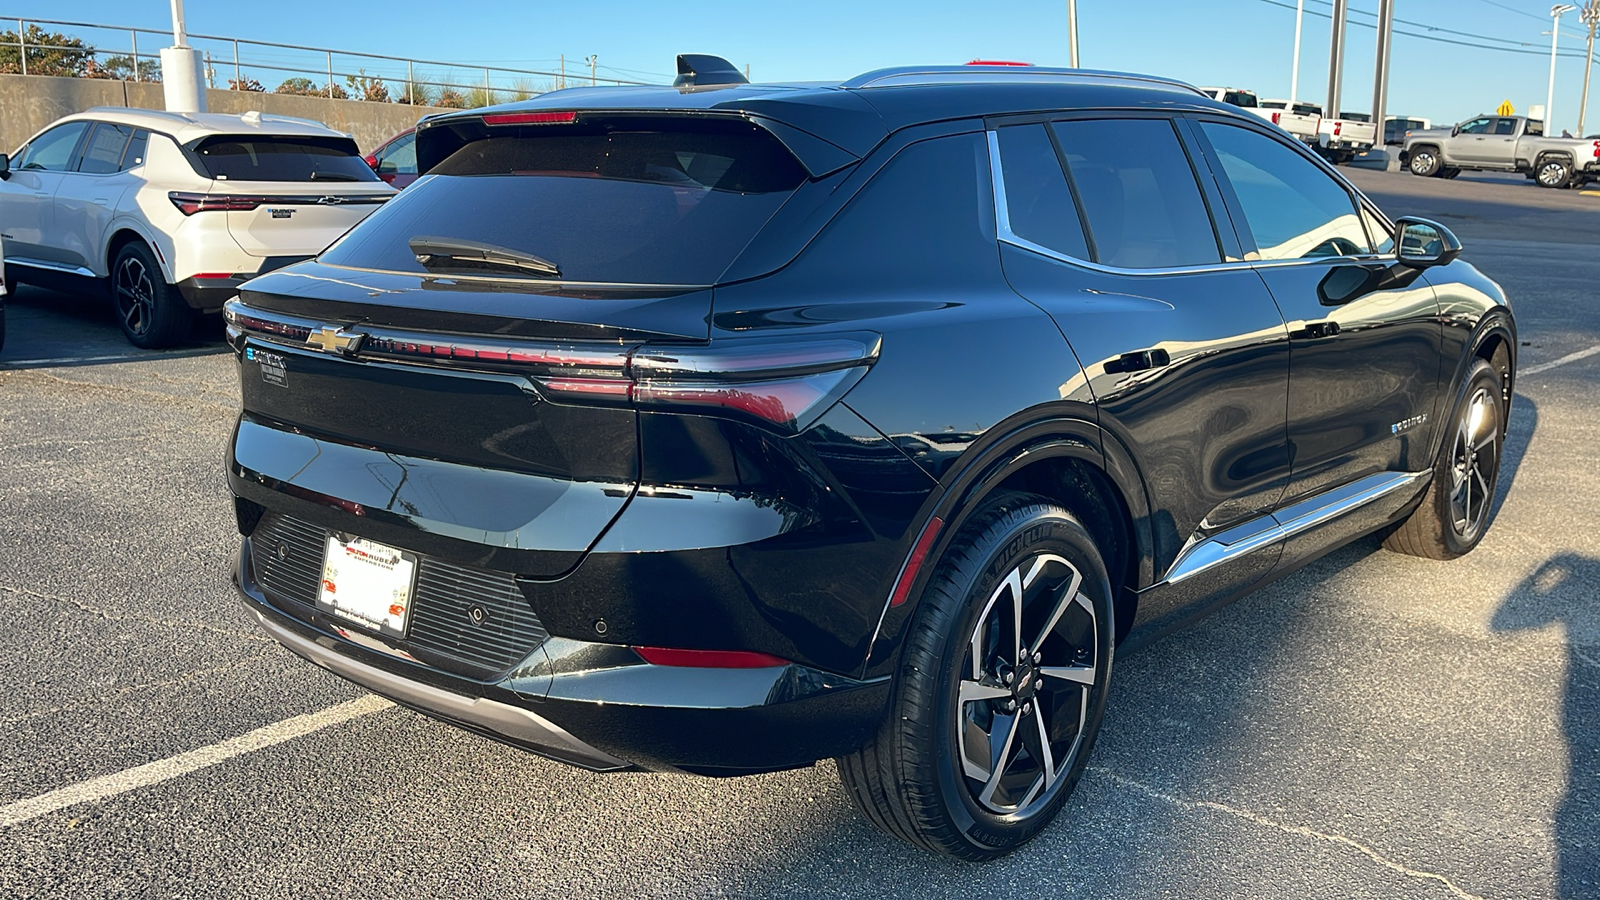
[1496,100,1515,116]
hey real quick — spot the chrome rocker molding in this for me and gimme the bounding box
[252,609,633,772]
[5,257,98,279]
[1158,470,1429,588]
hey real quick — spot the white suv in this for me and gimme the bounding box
[0,108,394,347]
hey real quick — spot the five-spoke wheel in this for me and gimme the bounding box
[110,242,192,348]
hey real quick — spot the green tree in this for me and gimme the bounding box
[435,88,468,109]
[0,25,95,77]
[345,69,390,103]
[90,54,161,82]
[275,77,319,96]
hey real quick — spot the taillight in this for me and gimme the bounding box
[1271,112,1282,125]
[1592,140,1599,158]
[482,111,578,126]
[168,191,269,215]
[1334,122,1343,136]
[225,300,880,436]
[632,646,789,668]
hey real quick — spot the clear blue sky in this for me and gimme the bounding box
[25,0,1600,132]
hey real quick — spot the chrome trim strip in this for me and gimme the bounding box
[984,127,1399,277]
[5,258,97,278]
[845,66,1204,95]
[253,610,632,771]
[1158,471,1428,587]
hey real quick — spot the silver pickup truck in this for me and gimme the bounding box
[1401,114,1600,188]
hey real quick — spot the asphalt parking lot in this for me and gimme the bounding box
[0,168,1596,899]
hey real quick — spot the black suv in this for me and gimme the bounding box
[226,58,1515,859]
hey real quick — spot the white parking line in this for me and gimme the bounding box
[1521,344,1600,375]
[1,353,154,366]
[0,695,392,828]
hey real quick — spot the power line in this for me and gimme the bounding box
[1466,0,1551,24]
[1255,0,1600,62]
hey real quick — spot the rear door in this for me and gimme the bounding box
[1477,117,1521,166]
[53,122,148,272]
[1189,117,1442,520]
[188,134,394,260]
[991,115,1292,624]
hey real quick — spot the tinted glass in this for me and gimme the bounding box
[1459,117,1493,135]
[1200,122,1371,260]
[1225,92,1258,108]
[1361,207,1395,255]
[377,132,416,174]
[78,123,134,175]
[1526,119,1545,136]
[1050,118,1221,269]
[996,124,1090,260]
[18,122,89,172]
[194,136,379,182]
[125,130,150,169]
[1493,118,1517,135]
[321,121,806,285]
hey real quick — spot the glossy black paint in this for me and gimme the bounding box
[227,68,1514,776]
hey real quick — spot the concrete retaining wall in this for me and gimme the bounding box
[0,73,446,153]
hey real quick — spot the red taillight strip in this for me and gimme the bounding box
[632,646,789,668]
[169,191,391,215]
[482,111,578,125]
[889,516,945,607]
[631,335,881,380]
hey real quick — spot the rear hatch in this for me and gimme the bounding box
[189,134,394,257]
[229,112,812,573]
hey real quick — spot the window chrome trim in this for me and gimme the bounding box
[985,128,1400,277]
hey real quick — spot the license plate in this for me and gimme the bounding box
[316,535,417,637]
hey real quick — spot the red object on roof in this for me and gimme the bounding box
[966,59,1034,66]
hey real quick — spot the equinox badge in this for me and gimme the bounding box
[308,326,366,356]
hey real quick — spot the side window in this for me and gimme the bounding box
[17,121,90,172]
[1361,208,1395,255]
[124,130,150,170]
[77,123,134,175]
[1458,117,1493,135]
[995,124,1090,260]
[1197,122,1373,260]
[1492,118,1518,136]
[377,132,417,174]
[1050,118,1222,269]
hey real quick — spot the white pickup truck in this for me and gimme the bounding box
[1401,114,1600,188]
[1287,106,1378,163]
[1200,88,1322,147]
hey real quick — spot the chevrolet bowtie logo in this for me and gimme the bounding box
[308,326,366,356]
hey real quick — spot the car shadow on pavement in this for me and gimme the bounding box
[0,283,227,368]
[1492,554,1600,900]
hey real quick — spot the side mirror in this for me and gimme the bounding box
[0,153,9,180]
[1394,217,1462,268]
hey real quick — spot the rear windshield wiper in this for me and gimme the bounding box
[308,171,363,181]
[408,236,562,278]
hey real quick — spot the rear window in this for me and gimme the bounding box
[319,118,807,285]
[193,136,378,182]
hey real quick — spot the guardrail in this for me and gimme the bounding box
[0,16,653,107]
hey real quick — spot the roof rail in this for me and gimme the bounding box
[841,65,1206,96]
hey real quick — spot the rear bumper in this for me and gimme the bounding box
[177,257,309,312]
[234,537,891,775]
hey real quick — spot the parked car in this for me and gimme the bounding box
[364,128,419,188]
[0,234,7,353]
[226,57,1516,860]
[1385,115,1431,146]
[1401,114,1600,187]
[0,108,395,348]
[1256,98,1325,146]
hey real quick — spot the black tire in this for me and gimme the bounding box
[1408,146,1442,177]
[836,492,1115,859]
[1383,359,1504,560]
[1535,156,1572,189]
[111,241,192,349]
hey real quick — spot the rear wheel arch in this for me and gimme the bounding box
[864,416,1153,675]
[105,227,170,283]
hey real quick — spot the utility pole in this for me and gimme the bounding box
[159,0,206,112]
[1291,0,1304,102]
[1326,0,1348,119]
[1580,0,1599,136]
[1549,4,1578,132]
[587,54,596,86]
[1371,0,1394,146]
[1067,0,1080,67]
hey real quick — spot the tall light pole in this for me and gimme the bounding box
[1372,0,1395,146]
[1068,0,1080,67]
[1549,4,1578,132]
[1326,0,1348,118]
[1580,0,1599,136]
[1290,0,1304,101]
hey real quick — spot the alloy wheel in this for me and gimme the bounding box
[1537,161,1570,188]
[1449,386,1499,540]
[115,255,155,337]
[956,552,1099,816]
[1410,151,1437,176]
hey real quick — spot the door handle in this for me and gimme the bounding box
[1105,348,1171,374]
[93,198,110,206]
[1301,321,1342,339]
[32,192,48,198]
